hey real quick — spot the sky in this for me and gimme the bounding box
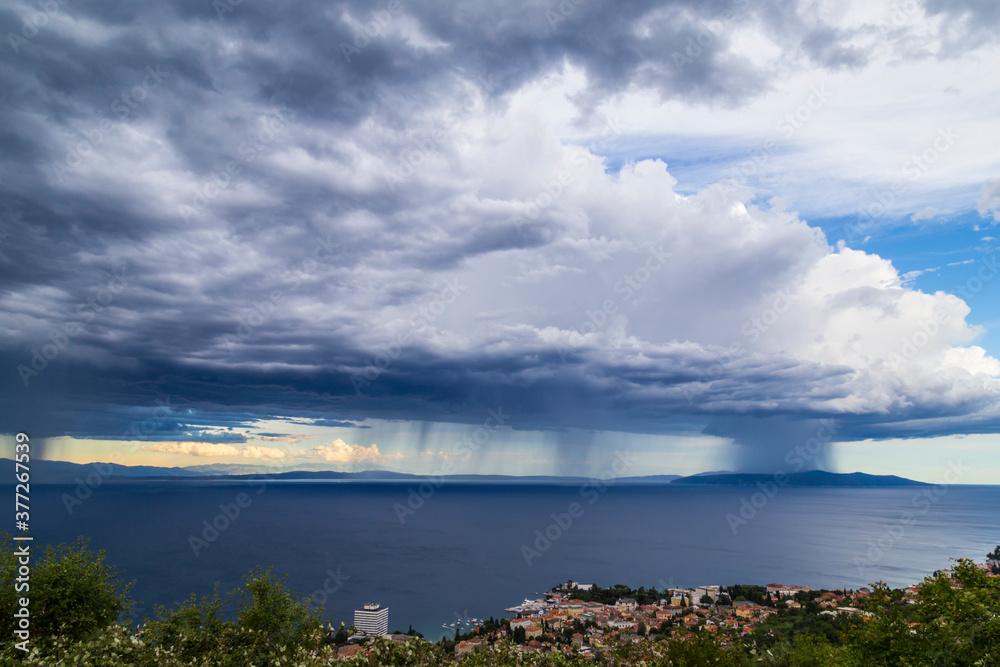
[2,0,1000,482]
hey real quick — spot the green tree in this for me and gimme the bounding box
[844,560,1000,666]
[234,566,324,657]
[755,634,845,666]
[141,565,325,666]
[141,585,231,660]
[663,633,750,666]
[0,533,133,650]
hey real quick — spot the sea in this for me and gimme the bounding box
[16,480,1000,640]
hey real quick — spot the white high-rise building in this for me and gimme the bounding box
[354,602,389,635]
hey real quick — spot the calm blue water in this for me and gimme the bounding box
[15,481,1000,640]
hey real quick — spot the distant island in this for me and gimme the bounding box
[670,470,929,487]
[2,458,930,487]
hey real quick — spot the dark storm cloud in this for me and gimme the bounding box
[3,325,994,446]
[921,0,1000,53]
[0,0,997,453]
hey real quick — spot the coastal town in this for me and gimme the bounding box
[473,580,867,657]
[331,556,1000,662]
[337,581,870,660]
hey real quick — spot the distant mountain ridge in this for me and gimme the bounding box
[0,458,928,486]
[0,458,682,485]
[671,470,929,487]
[0,457,205,482]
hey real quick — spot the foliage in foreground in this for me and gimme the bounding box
[1,534,999,666]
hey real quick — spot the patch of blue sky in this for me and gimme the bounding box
[814,210,1000,355]
[583,133,792,196]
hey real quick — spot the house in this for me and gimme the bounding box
[567,581,594,591]
[695,586,721,602]
[766,583,813,598]
[835,607,870,618]
[455,640,484,656]
[669,589,695,606]
[615,598,638,612]
[734,602,761,619]
[656,606,684,618]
